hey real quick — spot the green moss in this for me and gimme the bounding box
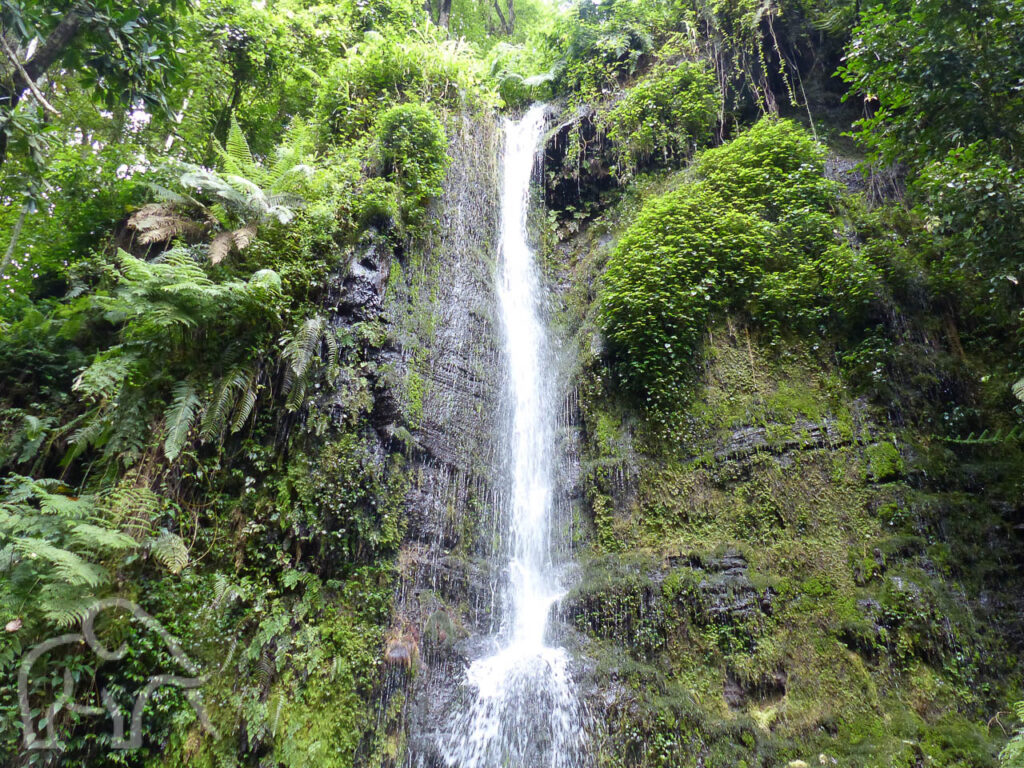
[866,441,904,481]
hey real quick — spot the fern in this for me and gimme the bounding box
[150,531,189,574]
[281,315,339,411]
[36,488,94,518]
[68,523,135,553]
[221,117,258,181]
[201,367,255,440]
[12,538,105,586]
[1003,701,1024,767]
[0,478,140,628]
[37,583,98,628]
[73,347,137,401]
[98,484,163,537]
[1013,377,1024,403]
[232,381,260,433]
[164,380,201,461]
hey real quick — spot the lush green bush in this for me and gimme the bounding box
[374,102,450,223]
[318,32,491,142]
[601,183,769,409]
[604,58,719,176]
[695,118,835,220]
[600,118,878,413]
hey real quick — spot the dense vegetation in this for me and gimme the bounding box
[1,0,1023,765]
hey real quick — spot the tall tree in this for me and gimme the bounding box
[0,0,190,166]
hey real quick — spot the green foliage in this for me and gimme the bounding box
[1003,702,1024,768]
[840,0,1024,168]
[0,0,189,179]
[912,142,1024,295]
[319,32,491,143]
[600,182,770,409]
[132,118,314,264]
[0,476,134,627]
[599,118,875,413]
[69,248,284,466]
[604,57,719,176]
[374,102,450,221]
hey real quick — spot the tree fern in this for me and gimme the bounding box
[163,380,201,461]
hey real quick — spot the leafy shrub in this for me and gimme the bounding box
[913,141,1024,292]
[600,183,770,409]
[695,118,836,220]
[604,58,719,176]
[599,118,879,413]
[319,32,490,142]
[839,0,1024,168]
[374,102,450,222]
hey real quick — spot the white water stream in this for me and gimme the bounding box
[440,106,585,767]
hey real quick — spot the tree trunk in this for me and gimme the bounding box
[23,4,86,83]
[438,0,453,30]
[0,3,86,166]
[493,0,513,34]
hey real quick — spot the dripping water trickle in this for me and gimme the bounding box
[439,106,586,767]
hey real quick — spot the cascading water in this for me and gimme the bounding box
[439,106,586,767]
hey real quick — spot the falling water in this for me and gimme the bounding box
[439,106,586,767]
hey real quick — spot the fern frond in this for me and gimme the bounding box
[128,204,206,245]
[13,537,106,587]
[68,522,135,552]
[212,573,245,608]
[231,380,259,433]
[280,315,329,410]
[73,347,136,400]
[37,490,95,518]
[163,381,201,461]
[98,484,162,536]
[150,531,189,574]
[201,368,254,440]
[66,412,111,462]
[221,117,259,181]
[209,230,235,265]
[37,584,98,628]
[1013,377,1024,403]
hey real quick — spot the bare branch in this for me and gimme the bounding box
[0,35,61,116]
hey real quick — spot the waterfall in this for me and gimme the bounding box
[439,106,586,768]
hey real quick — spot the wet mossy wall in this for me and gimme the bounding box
[543,132,1024,767]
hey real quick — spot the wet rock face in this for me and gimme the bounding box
[323,228,392,324]
[542,104,617,216]
[560,550,774,657]
[671,549,773,626]
[376,113,507,768]
[340,238,391,320]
